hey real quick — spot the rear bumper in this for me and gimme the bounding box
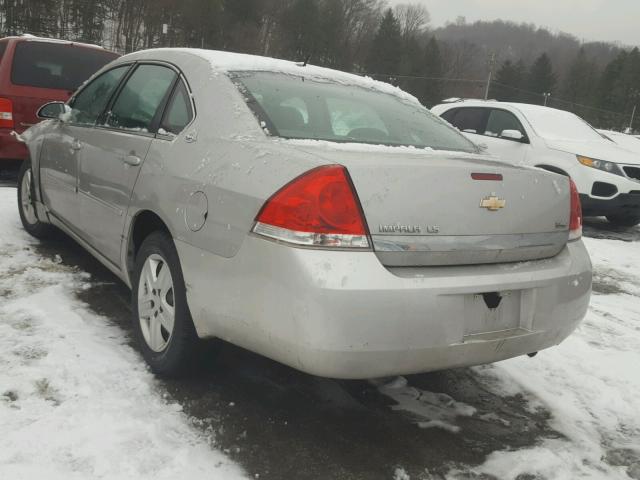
[0,129,28,161]
[177,236,592,379]
[580,193,640,216]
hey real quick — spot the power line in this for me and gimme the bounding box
[368,72,485,84]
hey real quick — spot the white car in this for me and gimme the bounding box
[432,100,640,227]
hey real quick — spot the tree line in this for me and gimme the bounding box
[0,0,638,130]
[491,47,640,129]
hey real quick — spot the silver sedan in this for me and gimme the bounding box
[18,48,592,378]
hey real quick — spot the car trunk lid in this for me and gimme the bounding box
[289,143,571,266]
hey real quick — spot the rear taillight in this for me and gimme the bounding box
[0,98,14,129]
[253,165,370,248]
[569,179,582,241]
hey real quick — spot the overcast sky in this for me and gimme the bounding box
[385,0,640,46]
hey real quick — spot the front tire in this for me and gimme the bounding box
[132,231,200,376]
[17,161,53,239]
[606,214,640,228]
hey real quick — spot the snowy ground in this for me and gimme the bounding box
[0,187,246,479]
[1,183,639,480]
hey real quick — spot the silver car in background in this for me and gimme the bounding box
[18,49,592,378]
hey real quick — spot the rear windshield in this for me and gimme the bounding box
[11,41,118,91]
[0,42,6,64]
[233,72,477,153]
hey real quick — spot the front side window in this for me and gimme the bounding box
[233,72,477,153]
[11,41,118,91]
[106,64,176,133]
[160,81,193,135]
[485,109,525,138]
[69,66,129,126]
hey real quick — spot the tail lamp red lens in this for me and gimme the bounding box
[569,179,582,240]
[253,165,370,248]
[0,98,14,129]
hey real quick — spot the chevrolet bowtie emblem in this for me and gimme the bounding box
[480,194,506,211]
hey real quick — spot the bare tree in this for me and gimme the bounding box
[393,2,429,39]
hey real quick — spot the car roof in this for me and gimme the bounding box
[118,48,422,105]
[433,99,579,118]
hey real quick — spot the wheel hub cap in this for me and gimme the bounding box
[21,169,38,225]
[138,254,175,352]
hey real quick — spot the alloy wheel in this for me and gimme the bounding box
[20,168,38,225]
[138,253,175,352]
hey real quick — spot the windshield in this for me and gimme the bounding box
[521,107,604,141]
[233,72,477,153]
[11,41,118,91]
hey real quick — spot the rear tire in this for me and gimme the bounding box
[132,231,200,376]
[606,214,640,228]
[17,161,53,239]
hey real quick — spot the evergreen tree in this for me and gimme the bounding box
[421,36,444,107]
[492,59,526,101]
[562,48,599,105]
[528,53,557,99]
[366,8,403,76]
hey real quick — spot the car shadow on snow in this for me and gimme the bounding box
[583,217,640,242]
[34,233,563,480]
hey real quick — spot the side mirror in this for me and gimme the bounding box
[500,129,526,142]
[37,102,70,120]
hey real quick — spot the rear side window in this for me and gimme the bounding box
[70,66,129,126]
[485,109,524,137]
[106,64,176,133]
[448,108,487,134]
[440,108,457,123]
[160,81,193,135]
[11,41,117,91]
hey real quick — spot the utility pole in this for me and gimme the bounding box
[484,53,496,100]
[629,105,637,134]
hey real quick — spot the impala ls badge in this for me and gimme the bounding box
[379,224,422,234]
[480,194,506,211]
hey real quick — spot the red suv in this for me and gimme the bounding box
[0,35,119,163]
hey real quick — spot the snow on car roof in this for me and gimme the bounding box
[124,48,422,105]
[445,99,566,115]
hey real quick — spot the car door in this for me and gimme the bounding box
[39,65,130,228]
[479,108,531,164]
[77,63,178,266]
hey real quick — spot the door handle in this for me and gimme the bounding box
[71,139,83,151]
[121,155,141,166]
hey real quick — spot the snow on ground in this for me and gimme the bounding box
[0,187,246,479]
[446,236,640,479]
